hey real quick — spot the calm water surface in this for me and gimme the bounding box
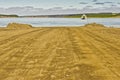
[0,18,120,27]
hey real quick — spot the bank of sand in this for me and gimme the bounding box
[0,23,120,80]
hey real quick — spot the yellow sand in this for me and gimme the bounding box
[7,23,32,29]
[0,24,120,80]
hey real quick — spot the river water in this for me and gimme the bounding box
[0,18,120,27]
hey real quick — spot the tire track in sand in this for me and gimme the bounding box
[67,28,105,80]
[79,28,120,79]
[0,28,54,79]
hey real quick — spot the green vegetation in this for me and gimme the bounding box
[1,13,120,18]
[0,14,19,17]
[64,13,120,18]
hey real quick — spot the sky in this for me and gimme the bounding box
[0,0,120,15]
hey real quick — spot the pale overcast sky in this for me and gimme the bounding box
[0,0,120,15]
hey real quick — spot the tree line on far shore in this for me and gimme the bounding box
[0,13,120,18]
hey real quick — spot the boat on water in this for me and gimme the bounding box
[81,14,87,20]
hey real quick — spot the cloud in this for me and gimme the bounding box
[111,4,117,7]
[79,2,88,4]
[92,0,97,2]
[94,2,104,5]
[83,5,93,10]
[104,2,113,4]
[0,6,80,15]
[49,7,63,10]
[80,6,120,13]
[0,6,120,15]
[85,6,93,8]
[117,2,120,4]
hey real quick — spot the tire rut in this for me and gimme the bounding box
[0,28,54,79]
[79,28,120,79]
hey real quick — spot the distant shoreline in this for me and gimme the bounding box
[0,17,120,18]
[1,13,120,18]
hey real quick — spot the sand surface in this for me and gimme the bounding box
[0,26,120,80]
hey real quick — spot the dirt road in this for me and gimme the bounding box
[0,27,120,80]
